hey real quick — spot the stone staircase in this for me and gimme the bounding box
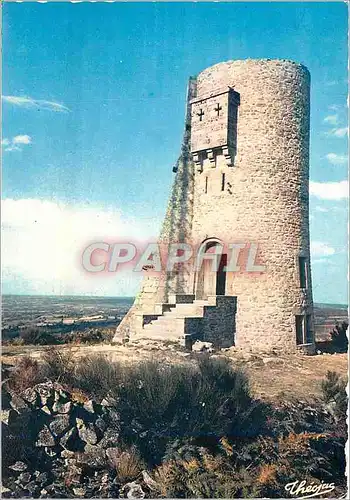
[133,295,237,348]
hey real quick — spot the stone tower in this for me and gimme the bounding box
[113,59,315,353]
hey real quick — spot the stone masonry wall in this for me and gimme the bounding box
[189,59,314,352]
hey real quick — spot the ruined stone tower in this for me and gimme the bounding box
[113,59,315,353]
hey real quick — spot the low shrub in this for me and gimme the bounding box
[6,356,44,393]
[73,354,122,399]
[19,327,59,345]
[321,371,347,435]
[108,446,144,484]
[329,321,348,352]
[116,356,267,463]
[40,347,76,384]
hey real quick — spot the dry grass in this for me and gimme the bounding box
[2,341,348,403]
[107,446,144,483]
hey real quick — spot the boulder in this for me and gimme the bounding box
[76,418,98,445]
[192,340,214,352]
[52,401,72,414]
[36,426,55,447]
[9,461,28,472]
[49,414,71,437]
[122,481,145,499]
[22,387,38,405]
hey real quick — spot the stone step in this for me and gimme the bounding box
[138,331,184,341]
[163,309,204,318]
[143,316,184,328]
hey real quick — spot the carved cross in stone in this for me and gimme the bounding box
[197,108,204,121]
[215,103,222,117]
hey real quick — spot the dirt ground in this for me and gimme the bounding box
[2,341,348,403]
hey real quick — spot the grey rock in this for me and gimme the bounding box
[122,482,145,499]
[76,444,107,469]
[52,400,72,414]
[1,409,11,425]
[76,418,98,445]
[83,400,95,413]
[108,408,120,426]
[60,426,77,447]
[192,340,214,352]
[106,447,121,464]
[36,472,48,485]
[25,480,38,494]
[36,426,55,447]
[22,387,38,404]
[41,405,51,415]
[99,428,120,449]
[36,382,54,407]
[9,461,28,472]
[49,414,71,437]
[95,417,107,433]
[17,472,32,484]
[101,395,118,407]
[10,395,28,413]
[262,357,283,365]
[73,487,86,497]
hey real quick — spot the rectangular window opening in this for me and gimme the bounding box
[295,315,304,345]
[298,256,308,288]
[296,314,313,345]
[221,172,225,191]
[305,314,313,343]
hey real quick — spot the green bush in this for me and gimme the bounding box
[330,321,348,352]
[6,356,44,393]
[321,371,347,426]
[39,354,266,464]
[40,347,76,384]
[73,354,122,399]
[115,356,267,463]
[19,327,59,345]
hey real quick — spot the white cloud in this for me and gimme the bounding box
[324,114,339,125]
[311,241,336,257]
[326,127,348,138]
[12,134,32,145]
[2,95,70,113]
[1,199,159,296]
[312,257,332,265]
[328,104,341,111]
[325,153,348,165]
[2,134,32,152]
[309,180,349,200]
[314,206,329,213]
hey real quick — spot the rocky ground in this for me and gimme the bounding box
[1,342,347,499]
[2,381,151,498]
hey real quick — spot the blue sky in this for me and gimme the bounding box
[1,2,348,303]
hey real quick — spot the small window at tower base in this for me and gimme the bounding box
[295,315,304,345]
[296,314,313,345]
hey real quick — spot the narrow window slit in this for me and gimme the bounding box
[221,173,225,191]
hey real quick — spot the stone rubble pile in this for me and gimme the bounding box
[1,381,153,498]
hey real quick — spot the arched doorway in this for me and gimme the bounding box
[195,239,227,299]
